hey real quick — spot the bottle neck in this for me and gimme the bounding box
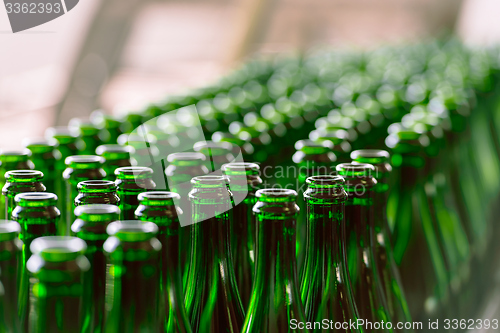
[253,215,299,294]
[344,190,374,252]
[302,201,344,274]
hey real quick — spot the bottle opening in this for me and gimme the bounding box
[77,180,117,191]
[74,204,120,217]
[5,170,44,180]
[222,162,260,176]
[138,191,180,201]
[306,175,345,187]
[15,192,57,203]
[167,152,206,163]
[256,188,297,202]
[351,149,390,164]
[96,144,135,156]
[294,139,333,153]
[106,220,158,241]
[115,166,154,178]
[0,220,21,239]
[191,175,228,188]
[0,150,31,161]
[30,236,86,262]
[65,155,104,166]
[194,140,234,156]
[336,163,375,177]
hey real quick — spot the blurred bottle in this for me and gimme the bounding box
[27,236,90,333]
[72,204,120,333]
[352,150,413,329]
[103,220,162,332]
[69,118,101,155]
[292,139,336,271]
[45,127,81,213]
[12,192,59,331]
[90,110,123,144]
[114,166,155,220]
[96,144,133,181]
[63,156,106,236]
[0,220,22,333]
[385,127,449,322]
[0,150,34,221]
[24,138,61,194]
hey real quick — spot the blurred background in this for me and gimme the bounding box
[0,0,500,148]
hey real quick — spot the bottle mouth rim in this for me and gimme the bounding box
[106,220,158,240]
[96,144,135,155]
[23,137,58,148]
[193,140,234,153]
[77,180,116,190]
[306,175,345,186]
[256,188,297,201]
[65,155,104,165]
[0,220,21,235]
[30,236,86,256]
[167,152,205,163]
[0,149,31,159]
[138,191,180,201]
[5,170,44,179]
[74,204,120,217]
[191,175,229,186]
[294,139,333,151]
[336,162,375,173]
[222,162,260,175]
[45,126,78,138]
[114,166,153,176]
[351,149,390,160]
[15,192,57,203]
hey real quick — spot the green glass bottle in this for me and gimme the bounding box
[242,188,307,333]
[135,192,192,333]
[0,220,22,333]
[12,192,59,331]
[24,138,61,194]
[336,163,392,332]
[26,236,90,333]
[103,220,162,332]
[2,170,46,220]
[114,166,156,220]
[300,175,361,333]
[165,152,209,284]
[63,156,106,236]
[90,110,123,144]
[222,162,262,308]
[292,139,336,270]
[194,141,235,172]
[71,204,120,333]
[0,150,34,222]
[75,180,120,207]
[45,127,81,214]
[385,128,450,322]
[96,144,134,181]
[45,127,80,160]
[184,176,244,333]
[69,118,101,155]
[310,128,352,163]
[351,150,413,328]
